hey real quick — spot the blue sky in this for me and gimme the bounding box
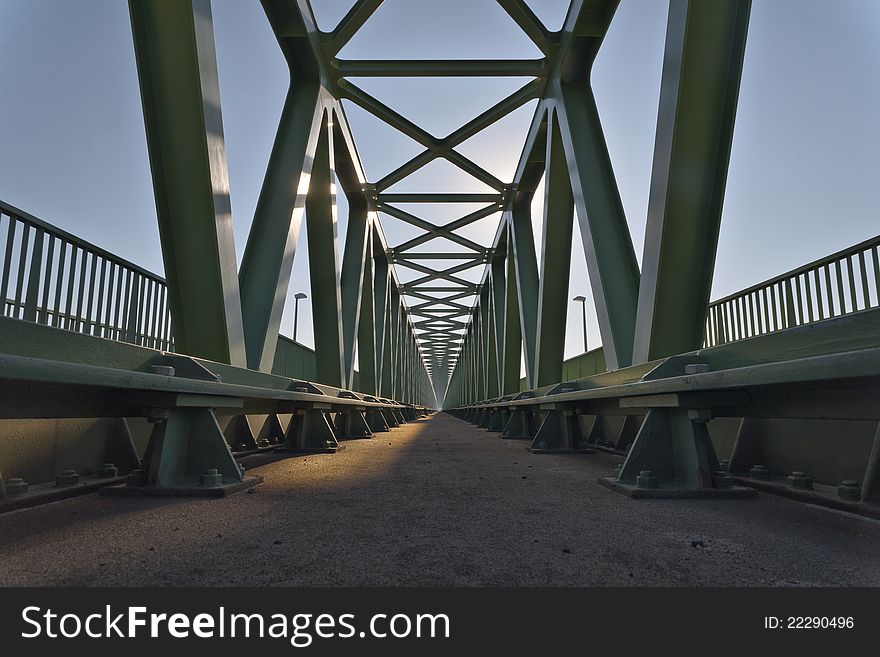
[1,0,878,364]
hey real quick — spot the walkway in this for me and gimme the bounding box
[1,413,878,586]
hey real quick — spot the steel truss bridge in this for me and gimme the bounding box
[0,0,879,519]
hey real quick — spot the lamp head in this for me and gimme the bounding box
[572,295,586,303]
[294,292,308,300]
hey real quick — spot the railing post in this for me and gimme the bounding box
[124,274,141,344]
[23,227,44,322]
[785,278,798,328]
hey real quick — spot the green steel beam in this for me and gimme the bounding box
[380,293,394,396]
[375,79,543,191]
[333,59,547,77]
[491,249,507,390]
[373,245,390,390]
[388,286,401,397]
[328,0,383,54]
[356,244,376,393]
[128,0,245,366]
[338,201,369,390]
[379,194,503,205]
[552,0,640,371]
[632,0,751,363]
[496,0,555,55]
[481,288,497,398]
[392,253,485,261]
[239,2,324,371]
[501,228,523,395]
[533,109,574,387]
[556,78,639,370]
[509,198,540,388]
[306,111,346,387]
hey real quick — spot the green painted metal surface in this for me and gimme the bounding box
[534,111,575,387]
[305,110,346,388]
[633,0,752,363]
[128,0,245,366]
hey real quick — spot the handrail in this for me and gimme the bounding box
[704,234,880,347]
[2,198,877,357]
[0,202,173,351]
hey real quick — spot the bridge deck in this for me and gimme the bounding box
[1,413,878,587]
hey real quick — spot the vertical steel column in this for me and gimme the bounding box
[128,0,245,366]
[491,250,507,393]
[633,0,751,363]
[483,288,498,399]
[509,201,539,388]
[502,228,523,395]
[373,252,389,391]
[534,110,575,387]
[357,236,377,394]
[305,111,345,387]
[339,202,369,389]
[389,287,401,398]
[380,289,394,397]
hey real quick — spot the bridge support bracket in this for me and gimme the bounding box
[527,410,595,454]
[281,409,341,454]
[488,409,508,432]
[334,409,373,440]
[500,409,537,440]
[598,408,756,498]
[366,409,391,432]
[103,408,261,498]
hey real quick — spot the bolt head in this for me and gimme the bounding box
[5,478,28,496]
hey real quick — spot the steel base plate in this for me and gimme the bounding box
[101,475,263,498]
[598,476,758,499]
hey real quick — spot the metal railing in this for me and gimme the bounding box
[2,199,878,357]
[0,200,173,351]
[704,234,880,347]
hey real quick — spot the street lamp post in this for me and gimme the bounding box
[572,295,587,353]
[293,292,308,343]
